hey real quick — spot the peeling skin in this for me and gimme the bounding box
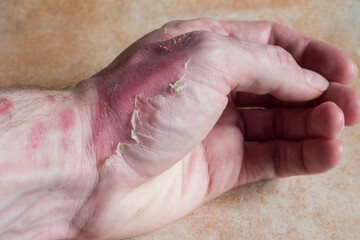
[104,93,165,167]
[104,143,129,167]
[116,142,127,155]
[169,59,190,93]
[92,38,191,164]
[103,58,188,166]
[184,58,190,69]
[159,45,169,51]
[134,94,165,108]
[131,130,140,143]
[104,155,116,167]
[170,78,187,93]
[131,93,165,144]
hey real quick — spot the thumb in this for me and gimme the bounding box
[187,31,329,101]
[235,44,330,99]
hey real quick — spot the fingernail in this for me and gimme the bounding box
[353,63,358,81]
[304,69,329,92]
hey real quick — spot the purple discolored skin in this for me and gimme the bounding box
[87,35,193,165]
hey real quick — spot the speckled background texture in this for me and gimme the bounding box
[0,1,359,239]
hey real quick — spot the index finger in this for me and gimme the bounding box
[148,18,357,84]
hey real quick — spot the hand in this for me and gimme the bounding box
[74,18,360,239]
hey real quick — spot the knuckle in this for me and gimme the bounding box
[196,31,218,43]
[189,31,227,71]
[191,31,223,54]
[271,45,296,66]
[182,31,230,92]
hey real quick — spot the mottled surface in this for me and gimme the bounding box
[0,0,359,239]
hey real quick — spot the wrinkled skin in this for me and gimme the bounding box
[74,18,360,239]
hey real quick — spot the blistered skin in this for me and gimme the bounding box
[91,36,193,165]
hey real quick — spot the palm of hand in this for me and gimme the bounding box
[77,19,359,239]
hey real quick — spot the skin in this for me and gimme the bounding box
[0,18,359,239]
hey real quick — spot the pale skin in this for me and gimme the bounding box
[0,18,359,239]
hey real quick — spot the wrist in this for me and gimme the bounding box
[0,88,97,239]
[75,76,126,164]
[60,88,99,238]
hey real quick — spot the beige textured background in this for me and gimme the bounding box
[0,1,359,239]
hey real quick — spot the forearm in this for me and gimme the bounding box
[0,87,97,239]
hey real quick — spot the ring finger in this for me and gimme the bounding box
[237,101,344,141]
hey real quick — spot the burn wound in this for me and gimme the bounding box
[0,99,12,116]
[92,38,191,162]
[103,93,166,167]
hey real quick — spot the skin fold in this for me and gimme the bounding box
[0,18,359,239]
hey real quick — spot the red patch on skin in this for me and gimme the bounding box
[62,96,71,102]
[60,109,75,131]
[46,95,56,102]
[59,109,75,150]
[27,123,46,159]
[0,99,12,116]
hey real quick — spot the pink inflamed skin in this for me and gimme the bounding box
[0,98,12,116]
[59,109,75,151]
[26,122,46,159]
